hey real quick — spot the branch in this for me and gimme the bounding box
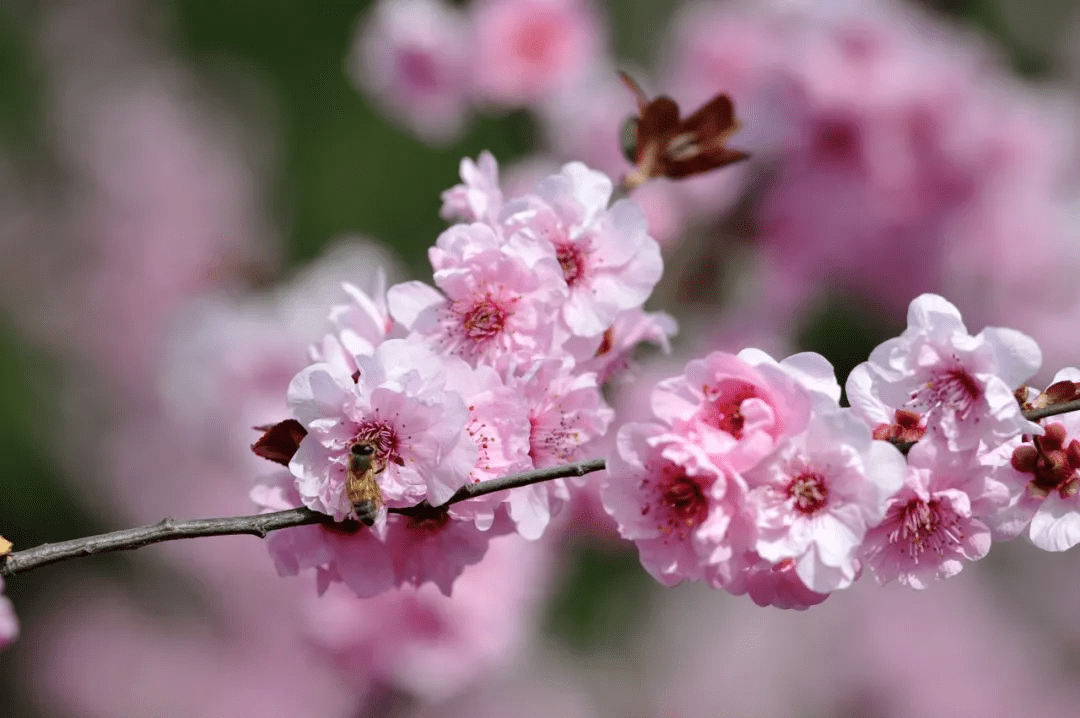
[0,458,608,578]
[1024,398,1080,423]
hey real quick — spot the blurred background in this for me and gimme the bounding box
[4,0,1080,715]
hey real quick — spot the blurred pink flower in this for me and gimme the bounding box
[304,532,555,703]
[470,0,604,109]
[0,577,17,650]
[349,0,473,144]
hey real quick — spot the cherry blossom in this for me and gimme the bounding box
[569,307,677,386]
[601,422,740,586]
[862,440,1006,588]
[469,0,604,109]
[501,162,663,337]
[388,224,567,370]
[440,151,504,225]
[348,0,472,144]
[745,408,907,593]
[504,358,613,538]
[303,533,553,703]
[287,337,476,520]
[650,349,815,471]
[850,293,1042,451]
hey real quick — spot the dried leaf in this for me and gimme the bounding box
[251,419,307,466]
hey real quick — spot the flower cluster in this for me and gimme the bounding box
[602,293,1071,608]
[253,154,673,597]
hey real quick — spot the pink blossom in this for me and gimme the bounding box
[312,267,398,379]
[984,368,1080,551]
[287,337,477,519]
[470,0,604,109]
[388,224,566,369]
[650,349,814,471]
[255,473,496,597]
[443,362,533,531]
[502,162,663,337]
[570,307,678,386]
[348,0,472,144]
[862,441,1005,589]
[738,556,830,611]
[505,358,613,539]
[0,577,17,650]
[745,408,907,593]
[601,423,740,586]
[440,151,504,225]
[851,293,1041,451]
[537,72,688,245]
[303,533,554,703]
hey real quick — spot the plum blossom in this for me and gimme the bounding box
[502,162,663,337]
[505,358,613,538]
[570,307,678,385]
[850,293,1042,451]
[312,269,396,378]
[287,337,477,520]
[254,473,496,597]
[601,422,740,586]
[440,151,504,225]
[745,408,906,593]
[984,368,1080,551]
[303,533,553,703]
[737,556,830,611]
[650,349,815,471]
[348,0,472,144]
[470,0,603,109]
[0,577,17,650]
[861,441,1006,589]
[388,223,567,369]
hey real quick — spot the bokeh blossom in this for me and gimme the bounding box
[349,0,473,144]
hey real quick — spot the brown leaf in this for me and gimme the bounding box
[619,71,749,189]
[0,536,11,557]
[251,419,307,466]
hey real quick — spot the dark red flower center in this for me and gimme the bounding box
[786,470,829,515]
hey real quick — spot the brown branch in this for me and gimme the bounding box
[0,458,608,578]
[1023,398,1080,423]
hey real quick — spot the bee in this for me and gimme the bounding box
[345,442,385,527]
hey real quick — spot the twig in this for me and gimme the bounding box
[1024,398,1080,423]
[0,458,608,578]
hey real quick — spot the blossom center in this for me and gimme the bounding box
[656,467,710,534]
[700,380,761,439]
[459,293,511,343]
[911,363,981,419]
[353,419,400,467]
[786,470,829,515]
[888,497,962,561]
[397,48,442,93]
[555,240,588,287]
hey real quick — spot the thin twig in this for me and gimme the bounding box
[0,458,608,578]
[1024,398,1080,423]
